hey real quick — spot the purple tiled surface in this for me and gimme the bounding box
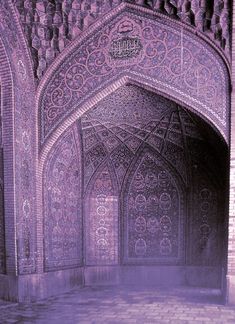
[0,0,232,305]
[14,1,231,79]
[39,8,229,143]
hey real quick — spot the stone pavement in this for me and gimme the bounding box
[1,286,235,323]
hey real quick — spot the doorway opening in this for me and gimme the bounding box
[44,84,228,294]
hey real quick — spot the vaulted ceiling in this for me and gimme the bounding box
[80,84,227,189]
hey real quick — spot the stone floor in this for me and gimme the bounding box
[1,286,235,323]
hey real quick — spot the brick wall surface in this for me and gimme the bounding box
[228,0,235,276]
[0,37,17,275]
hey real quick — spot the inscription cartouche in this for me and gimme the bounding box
[109,37,142,60]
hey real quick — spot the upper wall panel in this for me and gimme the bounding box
[14,1,231,80]
[38,5,230,146]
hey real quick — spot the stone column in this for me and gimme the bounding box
[0,1,37,302]
[227,0,235,305]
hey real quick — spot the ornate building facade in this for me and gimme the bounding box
[0,0,234,303]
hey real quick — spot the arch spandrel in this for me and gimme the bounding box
[38,6,230,148]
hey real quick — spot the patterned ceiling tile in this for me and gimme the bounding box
[146,134,163,153]
[124,136,143,154]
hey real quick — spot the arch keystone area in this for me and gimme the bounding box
[37,4,230,149]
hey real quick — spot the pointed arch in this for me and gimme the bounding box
[84,161,119,266]
[37,3,230,155]
[121,146,186,265]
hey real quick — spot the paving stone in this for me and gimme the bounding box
[0,286,235,323]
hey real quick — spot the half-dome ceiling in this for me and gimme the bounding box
[80,84,227,189]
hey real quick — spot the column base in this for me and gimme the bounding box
[226,275,235,305]
[0,267,84,302]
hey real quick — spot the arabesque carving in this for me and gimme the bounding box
[44,124,82,270]
[123,150,184,264]
[85,164,119,265]
[40,10,229,144]
[14,1,231,79]
[43,85,226,273]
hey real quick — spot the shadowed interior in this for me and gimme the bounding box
[43,84,228,289]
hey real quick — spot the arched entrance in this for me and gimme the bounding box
[38,4,230,301]
[43,84,228,290]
